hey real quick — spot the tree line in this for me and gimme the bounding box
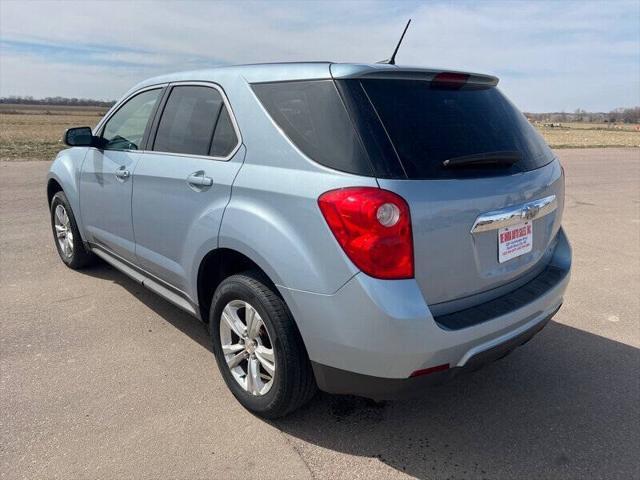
[2,95,638,123]
[525,107,640,124]
[0,96,116,107]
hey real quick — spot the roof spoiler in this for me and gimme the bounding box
[330,65,499,87]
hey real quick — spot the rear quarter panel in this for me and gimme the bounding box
[219,163,376,294]
[218,74,378,294]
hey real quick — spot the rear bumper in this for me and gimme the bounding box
[278,227,571,389]
[311,306,557,400]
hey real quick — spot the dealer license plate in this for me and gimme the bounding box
[498,221,532,263]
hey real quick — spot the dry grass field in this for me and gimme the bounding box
[0,105,107,162]
[1,104,639,161]
[535,122,640,149]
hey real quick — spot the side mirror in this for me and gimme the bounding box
[64,127,97,147]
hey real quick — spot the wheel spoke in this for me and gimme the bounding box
[255,345,274,363]
[55,205,65,224]
[222,343,244,355]
[226,350,246,369]
[245,304,260,339]
[246,357,262,395]
[222,306,246,338]
[255,346,275,377]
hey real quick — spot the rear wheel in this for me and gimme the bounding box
[50,191,95,269]
[210,271,316,418]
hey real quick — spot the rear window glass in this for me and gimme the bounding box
[252,80,372,175]
[154,85,237,157]
[210,106,238,157]
[353,79,554,179]
[154,86,221,156]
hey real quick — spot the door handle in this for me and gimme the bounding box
[115,166,130,180]
[187,171,213,189]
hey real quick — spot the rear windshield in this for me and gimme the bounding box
[350,79,553,179]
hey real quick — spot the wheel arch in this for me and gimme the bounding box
[47,178,64,205]
[196,247,279,323]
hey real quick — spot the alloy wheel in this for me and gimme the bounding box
[54,204,74,258]
[219,300,276,396]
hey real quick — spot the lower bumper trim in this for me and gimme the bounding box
[311,307,558,401]
[435,265,567,331]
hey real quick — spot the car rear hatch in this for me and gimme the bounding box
[380,163,564,308]
[333,67,564,308]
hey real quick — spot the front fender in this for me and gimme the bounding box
[47,147,89,238]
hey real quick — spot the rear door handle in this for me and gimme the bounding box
[187,171,213,189]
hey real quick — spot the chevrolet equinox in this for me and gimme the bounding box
[47,63,571,418]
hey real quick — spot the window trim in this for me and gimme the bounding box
[148,81,242,162]
[94,84,167,153]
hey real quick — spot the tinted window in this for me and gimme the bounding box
[102,89,161,150]
[353,79,553,179]
[210,106,238,157]
[252,80,372,175]
[154,86,230,156]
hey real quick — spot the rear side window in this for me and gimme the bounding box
[210,107,236,157]
[153,85,238,157]
[252,80,373,175]
[351,79,553,179]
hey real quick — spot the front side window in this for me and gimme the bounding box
[153,85,238,157]
[102,89,161,151]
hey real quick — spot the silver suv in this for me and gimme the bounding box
[47,63,571,418]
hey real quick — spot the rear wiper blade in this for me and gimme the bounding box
[442,151,522,168]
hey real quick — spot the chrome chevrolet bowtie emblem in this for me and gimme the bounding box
[521,204,540,221]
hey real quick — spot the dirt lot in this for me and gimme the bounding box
[1,105,639,162]
[1,149,639,479]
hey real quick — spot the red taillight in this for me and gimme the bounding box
[318,187,414,279]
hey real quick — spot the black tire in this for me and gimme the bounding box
[50,191,96,269]
[210,271,316,418]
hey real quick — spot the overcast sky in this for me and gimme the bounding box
[1,0,638,112]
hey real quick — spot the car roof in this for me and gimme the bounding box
[129,62,499,92]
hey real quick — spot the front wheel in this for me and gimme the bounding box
[50,191,95,269]
[210,272,316,418]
